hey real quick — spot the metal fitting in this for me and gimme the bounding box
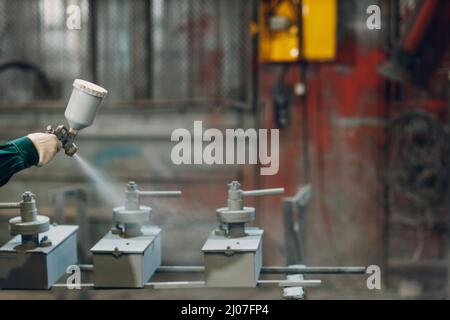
[113,182,182,238]
[0,192,51,248]
[216,181,284,238]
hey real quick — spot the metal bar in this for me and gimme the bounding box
[156,266,203,273]
[149,281,205,289]
[53,283,94,288]
[54,279,321,289]
[261,266,367,274]
[0,202,20,209]
[242,188,285,197]
[76,265,367,275]
[258,279,321,287]
[79,264,94,271]
[139,191,182,197]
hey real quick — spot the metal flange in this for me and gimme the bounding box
[0,192,51,246]
[216,207,255,224]
[113,206,151,224]
[9,215,50,236]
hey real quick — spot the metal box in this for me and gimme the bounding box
[202,227,263,287]
[91,226,161,288]
[0,225,78,289]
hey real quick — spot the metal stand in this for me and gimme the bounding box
[91,181,181,288]
[0,192,78,289]
[202,181,285,287]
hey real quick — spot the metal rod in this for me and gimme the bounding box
[157,266,203,273]
[242,188,285,197]
[139,191,182,197]
[54,280,321,289]
[150,281,205,289]
[78,264,94,271]
[261,266,367,274]
[0,202,21,209]
[258,279,321,287]
[77,265,366,274]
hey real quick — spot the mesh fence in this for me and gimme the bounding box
[0,0,254,106]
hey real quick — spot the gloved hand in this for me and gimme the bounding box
[27,133,62,167]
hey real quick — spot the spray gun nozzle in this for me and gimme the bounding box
[46,125,78,157]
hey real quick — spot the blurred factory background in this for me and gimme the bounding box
[0,0,449,299]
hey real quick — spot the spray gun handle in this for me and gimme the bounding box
[139,191,182,198]
[46,125,78,156]
[242,188,284,197]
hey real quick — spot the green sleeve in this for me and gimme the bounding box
[0,136,39,187]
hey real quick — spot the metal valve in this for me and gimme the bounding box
[46,124,78,156]
[0,192,51,248]
[216,181,284,238]
[113,181,182,238]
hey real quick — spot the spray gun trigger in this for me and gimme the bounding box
[46,124,78,157]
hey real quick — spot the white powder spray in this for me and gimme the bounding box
[74,154,123,207]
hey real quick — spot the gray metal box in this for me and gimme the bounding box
[202,227,263,287]
[0,225,78,289]
[91,226,161,288]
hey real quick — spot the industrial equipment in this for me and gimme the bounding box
[0,192,78,289]
[378,0,440,85]
[90,181,182,288]
[46,79,108,156]
[259,0,337,63]
[202,181,284,287]
[0,186,369,297]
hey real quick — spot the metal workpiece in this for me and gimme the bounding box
[216,181,284,238]
[203,228,263,287]
[91,181,181,288]
[47,79,107,156]
[202,181,285,287]
[91,227,161,288]
[0,192,79,289]
[0,225,78,289]
[113,181,182,238]
[0,192,50,248]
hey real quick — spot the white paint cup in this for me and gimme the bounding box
[64,79,108,131]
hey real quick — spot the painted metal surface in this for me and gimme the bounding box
[203,227,263,288]
[0,225,78,289]
[91,226,162,288]
[202,228,263,252]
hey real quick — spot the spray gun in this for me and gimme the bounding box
[47,79,107,156]
[112,181,182,238]
[215,181,284,238]
[0,192,51,249]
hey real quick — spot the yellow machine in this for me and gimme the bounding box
[259,0,337,62]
